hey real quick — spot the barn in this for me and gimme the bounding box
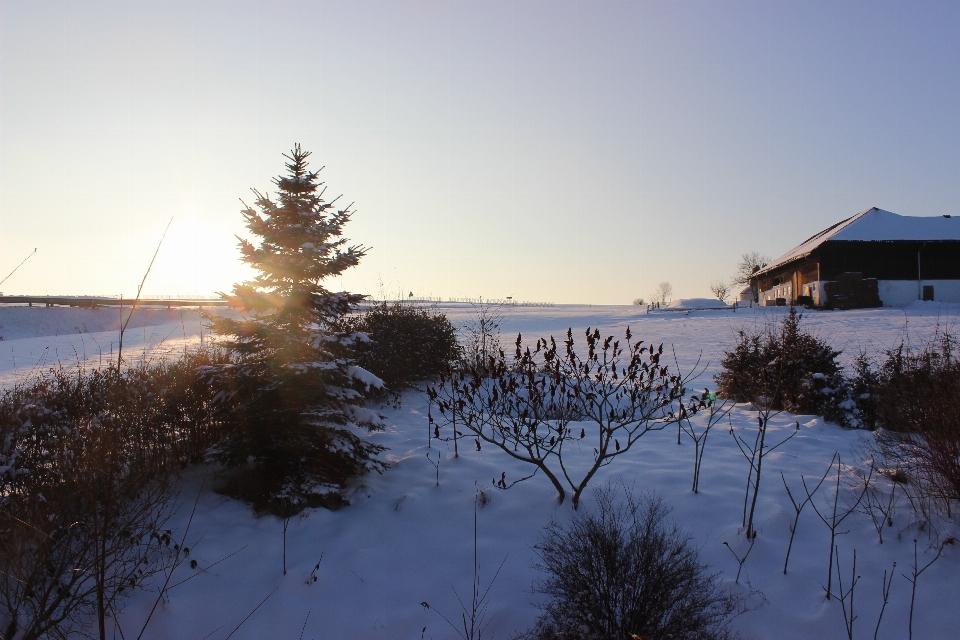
[750,207,960,309]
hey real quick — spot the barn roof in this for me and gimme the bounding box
[755,207,960,276]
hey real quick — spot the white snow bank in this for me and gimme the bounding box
[666,297,731,309]
[0,306,235,341]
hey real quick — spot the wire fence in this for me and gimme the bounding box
[362,296,555,308]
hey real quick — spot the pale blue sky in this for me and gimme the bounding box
[2,0,959,303]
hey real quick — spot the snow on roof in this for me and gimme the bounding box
[757,207,960,276]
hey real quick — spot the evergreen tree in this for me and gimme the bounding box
[208,145,384,514]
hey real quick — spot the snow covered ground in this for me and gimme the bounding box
[0,307,227,387]
[3,302,960,639]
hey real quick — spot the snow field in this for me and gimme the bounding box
[0,307,235,387]
[117,396,958,639]
[3,302,959,638]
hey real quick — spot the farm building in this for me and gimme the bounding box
[750,207,960,309]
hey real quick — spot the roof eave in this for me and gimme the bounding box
[752,252,814,280]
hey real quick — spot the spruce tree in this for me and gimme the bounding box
[209,145,384,514]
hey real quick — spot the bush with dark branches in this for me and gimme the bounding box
[520,486,741,640]
[429,328,692,508]
[855,330,960,518]
[715,307,850,424]
[0,348,230,640]
[344,301,459,395]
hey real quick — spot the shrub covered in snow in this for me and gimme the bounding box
[521,486,741,640]
[715,307,850,424]
[344,301,459,395]
[0,348,229,639]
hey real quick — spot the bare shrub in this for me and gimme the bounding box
[428,328,686,508]
[461,301,506,369]
[1,473,175,640]
[0,348,229,638]
[520,486,741,640]
[856,331,960,520]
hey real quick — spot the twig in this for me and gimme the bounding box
[874,563,895,640]
[860,467,898,545]
[676,386,731,493]
[109,602,127,640]
[198,625,223,640]
[902,539,946,640]
[282,505,290,576]
[118,217,172,373]
[299,610,311,640]
[307,552,324,584]
[805,455,871,599]
[0,247,36,287]
[136,478,204,640]
[222,587,278,640]
[165,545,248,591]
[730,410,798,538]
[427,451,440,486]
[722,538,755,583]
[781,453,836,574]
[834,547,859,640]
[424,491,507,639]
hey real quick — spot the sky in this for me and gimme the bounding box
[1,0,959,304]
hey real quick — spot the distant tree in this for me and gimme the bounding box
[731,252,771,286]
[208,145,385,514]
[632,297,646,306]
[652,281,673,306]
[710,279,730,302]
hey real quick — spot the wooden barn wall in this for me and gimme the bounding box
[756,260,819,293]
[756,241,960,291]
[818,241,960,280]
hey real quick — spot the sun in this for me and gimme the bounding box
[144,213,249,297]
